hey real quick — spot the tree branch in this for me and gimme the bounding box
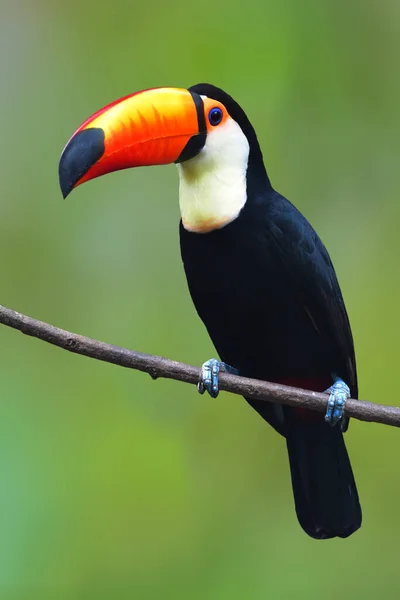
[0,304,398,427]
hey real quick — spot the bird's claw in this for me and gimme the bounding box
[324,377,350,427]
[197,358,238,398]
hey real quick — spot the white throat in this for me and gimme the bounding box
[177,118,249,233]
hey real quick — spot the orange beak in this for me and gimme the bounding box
[59,87,206,198]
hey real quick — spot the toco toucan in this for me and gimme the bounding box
[59,84,362,539]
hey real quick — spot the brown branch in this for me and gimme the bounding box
[0,304,398,427]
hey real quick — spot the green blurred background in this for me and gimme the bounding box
[0,0,399,597]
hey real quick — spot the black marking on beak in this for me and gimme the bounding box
[175,91,206,164]
[59,128,105,198]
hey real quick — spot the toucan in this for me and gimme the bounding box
[59,84,362,539]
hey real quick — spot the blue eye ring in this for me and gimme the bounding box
[208,107,223,126]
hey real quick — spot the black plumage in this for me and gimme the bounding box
[180,84,361,539]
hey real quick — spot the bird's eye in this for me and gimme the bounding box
[208,107,223,126]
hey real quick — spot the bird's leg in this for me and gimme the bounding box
[197,358,238,398]
[324,375,350,427]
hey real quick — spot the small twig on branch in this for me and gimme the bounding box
[0,304,398,427]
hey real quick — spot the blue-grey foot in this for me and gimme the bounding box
[324,377,350,427]
[197,358,238,398]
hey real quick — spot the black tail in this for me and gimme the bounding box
[285,411,362,539]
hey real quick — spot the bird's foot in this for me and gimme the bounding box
[197,358,238,398]
[324,377,350,427]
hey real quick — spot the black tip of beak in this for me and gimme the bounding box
[59,128,105,198]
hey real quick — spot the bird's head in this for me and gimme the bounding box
[59,84,266,233]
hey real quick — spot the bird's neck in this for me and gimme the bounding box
[177,124,270,234]
[176,118,253,233]
[177,159,248,233]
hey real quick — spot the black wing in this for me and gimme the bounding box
[266,191,357,400]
